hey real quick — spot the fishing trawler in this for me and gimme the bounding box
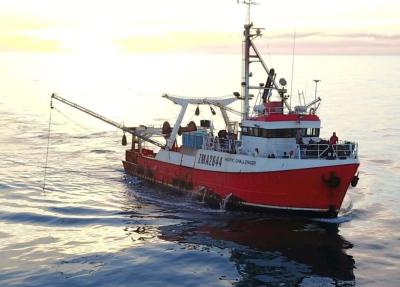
[50,2,359,217]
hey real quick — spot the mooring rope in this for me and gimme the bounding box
[42,99,53,192]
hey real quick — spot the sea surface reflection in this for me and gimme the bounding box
[158,209,355,286]
[1,54,400,286]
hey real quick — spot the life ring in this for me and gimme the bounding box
[322,172,341,188]
[309,108,315,115]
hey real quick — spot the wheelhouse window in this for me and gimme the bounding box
[260,128,268,138]
[303,128,320,137]
[252,127,260,137]
[242,127,320,138]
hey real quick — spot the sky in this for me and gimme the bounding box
[0,0,399,55]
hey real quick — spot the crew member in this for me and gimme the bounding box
[329,132,338,145]
[296,129,303,144]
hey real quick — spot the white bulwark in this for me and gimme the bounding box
[155,149,358,173]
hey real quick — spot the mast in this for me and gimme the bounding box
[240,0,255,120]
[239,0,292,118]
[243,23,251,120]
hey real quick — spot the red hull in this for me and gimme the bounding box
[123,150,359,216]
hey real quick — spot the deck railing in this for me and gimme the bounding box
[296,140,358,160]
[202,136,238,154]
[200,136,358,160]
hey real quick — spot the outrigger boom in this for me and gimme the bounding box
[50,93,165,148]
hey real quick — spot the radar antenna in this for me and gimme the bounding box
[237,0,259,24]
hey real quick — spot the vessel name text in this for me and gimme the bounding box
[225,157,256,166]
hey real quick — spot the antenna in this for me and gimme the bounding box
[237,0,259,24]
[313,79,321,109]
[289,30,296,107]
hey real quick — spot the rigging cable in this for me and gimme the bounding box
[52,106,92,132]
[42,98,53,192]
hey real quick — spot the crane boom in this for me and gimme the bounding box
[50,93,165,148]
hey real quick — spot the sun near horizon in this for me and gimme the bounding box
[0,0,399,55]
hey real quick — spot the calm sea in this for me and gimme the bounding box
[0,53,399,286]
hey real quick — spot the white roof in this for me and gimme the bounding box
[162,93,237,107]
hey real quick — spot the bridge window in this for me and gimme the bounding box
[242,127,320,138]
[260,128,268,138]
[303,128,320,137]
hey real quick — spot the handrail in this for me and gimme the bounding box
[202,136,238,154]
[297,142,358,160]
[201,135,358,161]
[250,106,284,118]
